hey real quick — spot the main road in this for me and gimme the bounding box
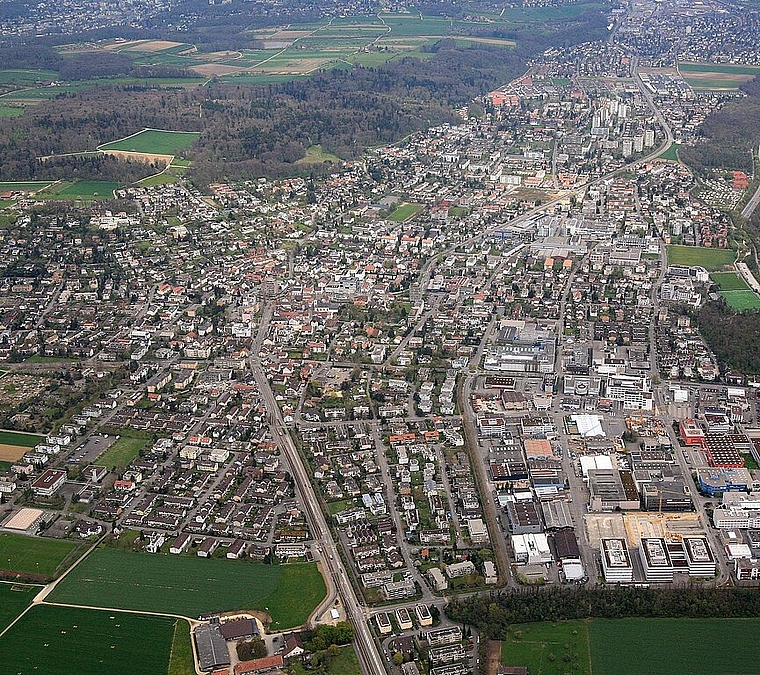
[250,312,386,675]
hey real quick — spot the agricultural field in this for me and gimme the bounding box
[95,434,147,470]
[0,582,39,631]
[388,202,424,221]
[0,105,24,118]
[720,290,760,311]
[0,429,44,462]
[0,533,80,578]
[37,180,119,200]
[0,605,175,675]
[0,181,53,194]
[711,272,748,291]
[501,618,760,675]
[49,549,326,628]
[501,620,590,675]
[168,619,195,675]
[666,245,735,270]
[679,61,760,90]
[99,129,200,155]
[590,618,760,675]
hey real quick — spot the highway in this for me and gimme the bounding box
[250,313,387,675]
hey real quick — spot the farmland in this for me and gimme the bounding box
[99,129,200,155]
[0,532,80,578]
[679,61,760,91]
[96,434,147,470]
[168,619,195,675]
[49,548,326,628]
[37,180,119,200]
[666,245,735,270]
[500,618,760,675]
[0,582,39,631]
[0,605,175,675]
[0,181,53,194]
[0,429,44,447]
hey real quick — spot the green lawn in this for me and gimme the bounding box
[679,61,760,75]
[0,604,174,675]
[168,619,195,675]
[292,646,361,675]
[720,289,760,310]
[327,499,356,515]
[0,105,24,118]
[711,272,749,291]
[296,144,342,165]
[49,549,326,628]
[388,202,424,221]
[666,245,735,270]
[590,618,760,675]
[0,582,39,631]
[0,533,80,578]
[137,172,179,187]
[0,181,53,193]
[0,429,44,447]
[99,129,200,155]
[56,181,119,198]
[657,143,680,162]
[501,620,591,675]
[96,435,147,469]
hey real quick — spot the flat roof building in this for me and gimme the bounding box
[639,538,674,583]
[601,538,633,583]
[31,468,66,497]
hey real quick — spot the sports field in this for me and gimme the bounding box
[49,549,326,627]
[389,202,424,221]
[0,582,39,631]
[711,272,749,291]
[99,129,200,155]
[666,245,735,270]
[501,618,760,675]
[96,434,147,469]
[720,289,760,310]
[0,604,175,675]
[0,532,80,578]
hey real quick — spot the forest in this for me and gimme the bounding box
[0,7,609,186]
[680,77,760,175]
[695,300,760,375]
[446,586,760,639]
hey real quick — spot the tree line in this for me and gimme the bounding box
[446,586,760,639]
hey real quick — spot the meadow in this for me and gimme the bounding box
[0,429,44,447]
[0,582,39,631]
[0,605,175,675]
[501,618,760,675]
[96,434,147,469]
[0,532,80,578]
[679,61,760,91]
[37,180,119,200]
[99,129,200,155]
[49,548,326,628]
[666,245,735,270]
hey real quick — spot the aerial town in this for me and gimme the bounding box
[1,0,760,674]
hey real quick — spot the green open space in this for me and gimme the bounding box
[296,144,342,165]
[388,202,424,221]
[168,619,195,675]
[292,646,361,675]
[0,604,175,675]
[590,618,760,675]
[0,181,54,193]
[710,272,749,291]
[0,532,80,578]
[0,582,39,631]
[0,69,59,86]
[0,105,24,118]
[38,181,119,200]
[679,61,760,76]
[49,548,326,628]
[99,129,200,155]
[720,289,760,310]
[501,620,590,675]
[0,429,44,447]
[95,434,147,470]
[657,142,680,162]
[666,245,735,270]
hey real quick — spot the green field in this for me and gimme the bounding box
[296,144,342,165]
[0,604,175,675]
[720,289,760,310]
[0,105,23,118]
[501,620,590,675]
[590,618,760,675]
[50,549,326,627]
[666,245,735,270]
[388,202,424,221]
[168,619,195,675]
[657,142,680,162]
[292,646,361,675]
[99,129,200,155]
[0,533,80,578]
[711,272,749,291]
[0,582,39,631]
[501,618,760,675]
[0,429,44,447]
[37,180,119,200]
[0,181,53,193]
[679,61,760,76]
[96,435,147,470]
